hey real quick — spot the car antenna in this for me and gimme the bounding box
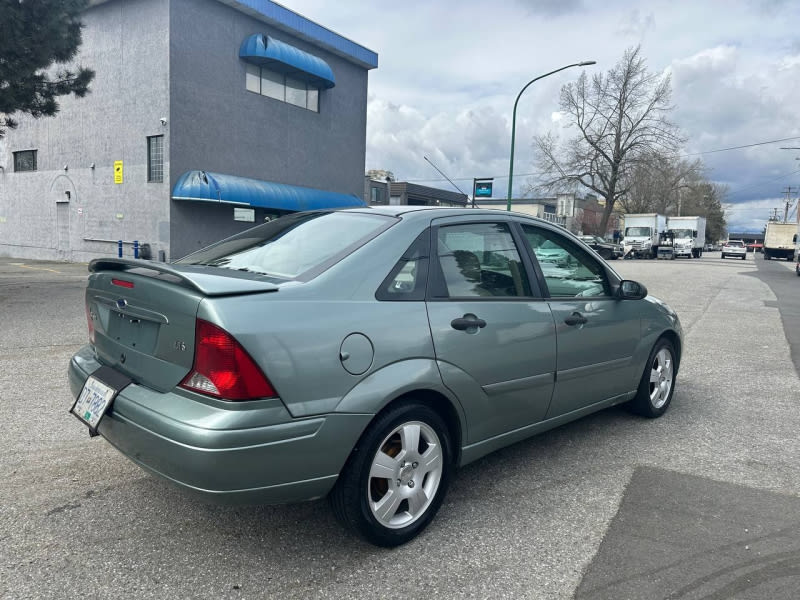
[423,156,473,207]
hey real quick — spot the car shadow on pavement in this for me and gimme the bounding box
[574,466,800,600]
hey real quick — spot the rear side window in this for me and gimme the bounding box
[376,230,429,301]
[177,211,395,281]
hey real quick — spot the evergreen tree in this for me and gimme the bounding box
[0,0,95,137]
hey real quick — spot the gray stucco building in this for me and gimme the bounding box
[0,0,377,261]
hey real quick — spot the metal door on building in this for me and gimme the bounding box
[56,202,70,259]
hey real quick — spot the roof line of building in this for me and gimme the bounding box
[88,0,378,69]
[218,0,378,69]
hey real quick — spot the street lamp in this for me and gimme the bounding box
[506,61,596,211]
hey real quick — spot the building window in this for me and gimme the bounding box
[147,135,164,182]
[370,187,385,204]
[245,65,321,112]
[13,150,37,172]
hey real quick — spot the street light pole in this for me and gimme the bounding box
[506,61,596,211]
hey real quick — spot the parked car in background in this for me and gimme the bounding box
[578,235,623,260]
[721,240,747,260]
[69,207,683,547]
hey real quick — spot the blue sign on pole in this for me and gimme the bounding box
[475,182,493,197]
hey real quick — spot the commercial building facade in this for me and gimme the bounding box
[0,0,377,261]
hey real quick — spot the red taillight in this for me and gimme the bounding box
[86,304,95,344]
[112,278,135,289]
[179,319,277,401]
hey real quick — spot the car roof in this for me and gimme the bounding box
[341,205,562,226]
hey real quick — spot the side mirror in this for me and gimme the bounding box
[617,279,648,300]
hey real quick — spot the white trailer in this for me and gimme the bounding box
[667,216,707,258]
[623,213,667,259]
[763,222,796,261]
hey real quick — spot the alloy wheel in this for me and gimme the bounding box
[648,348,674,409]
[367,421,443,529]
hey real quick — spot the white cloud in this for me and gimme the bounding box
[288,0,800,229]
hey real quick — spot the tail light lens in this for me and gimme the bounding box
[86,304,96,344]
[180,319,277,401]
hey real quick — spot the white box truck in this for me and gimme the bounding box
[763,222,797,261]
[623,213,667,259]
[667,216,707,258]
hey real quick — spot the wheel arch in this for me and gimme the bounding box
[384,389,463,466]
[659,329,682,374]
[333,359,466,466]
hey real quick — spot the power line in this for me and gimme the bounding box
[727,168,800,200]
[404,136,800,184]
[681,135,800,157]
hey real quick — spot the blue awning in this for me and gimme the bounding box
[239,34,335,89]
[172,171,366,212]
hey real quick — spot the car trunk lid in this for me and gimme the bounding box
[86,259,279,392]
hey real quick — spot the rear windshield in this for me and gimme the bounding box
[726,241,744,247]
[176,211,395,280]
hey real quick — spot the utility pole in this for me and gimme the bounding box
[782,187,794,223]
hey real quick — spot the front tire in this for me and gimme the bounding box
[329,402,453,547]
[628,339,677,418]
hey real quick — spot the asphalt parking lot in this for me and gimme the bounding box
[1,253,799,599]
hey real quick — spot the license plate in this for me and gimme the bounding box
[72,376,117,431]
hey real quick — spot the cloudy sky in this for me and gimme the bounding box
[288,0,800,232]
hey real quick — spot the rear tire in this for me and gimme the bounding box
[628,338,676,418]
[329,402,453,547]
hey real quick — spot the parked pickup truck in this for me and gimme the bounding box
[578,235,622,260]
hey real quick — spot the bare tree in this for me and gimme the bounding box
[618,151,703,214]
[530,46,683,233]
[679,182,728,243]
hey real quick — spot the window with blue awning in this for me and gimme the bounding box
[239,34,335,89]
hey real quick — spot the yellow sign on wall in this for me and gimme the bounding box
[114,160,123,184]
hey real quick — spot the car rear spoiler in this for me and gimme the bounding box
[88,258,280,297]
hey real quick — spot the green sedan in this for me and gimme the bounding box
[69,207,682,547]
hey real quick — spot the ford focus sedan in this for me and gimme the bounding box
[69,207,682,547]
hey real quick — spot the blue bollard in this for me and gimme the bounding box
[133,240,139,259]
[118,240,123,258]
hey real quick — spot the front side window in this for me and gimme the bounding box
[177,211,395,281]
[147,136,164,182]
[434,222,531,298]
[245,65,321,112]
[523,225,610,298]
[13,150,37,172]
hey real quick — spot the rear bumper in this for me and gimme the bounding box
[68,345,372,505]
